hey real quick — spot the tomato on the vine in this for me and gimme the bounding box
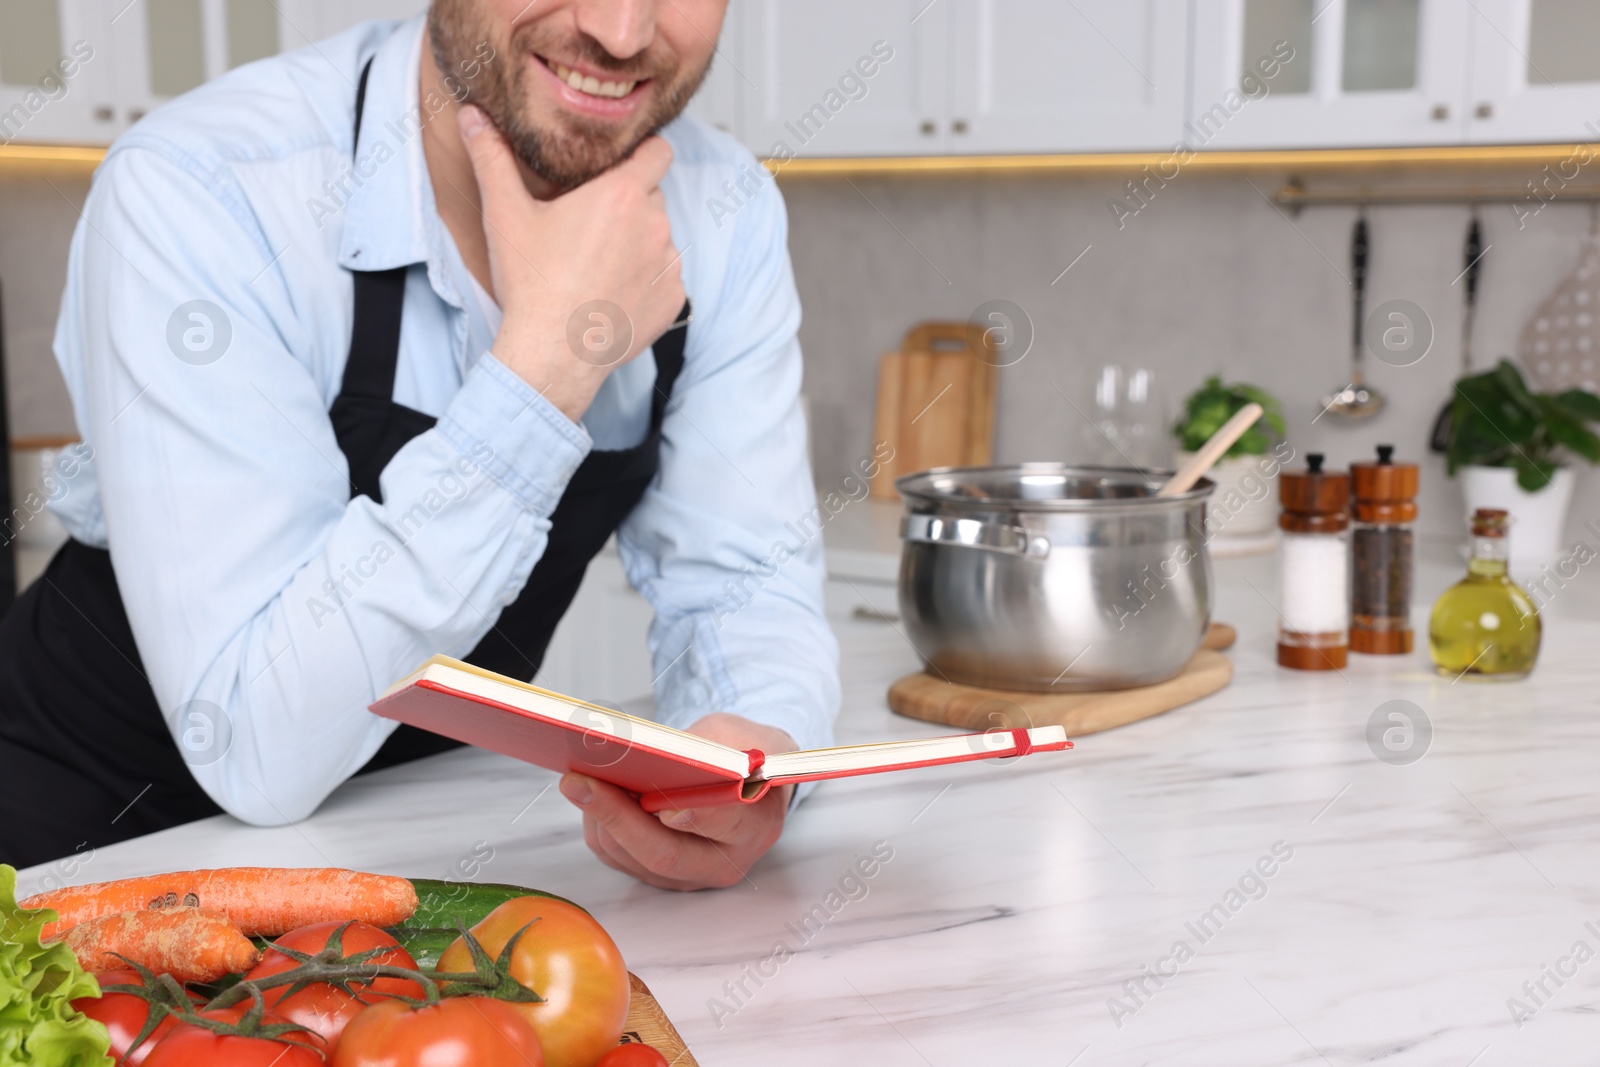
[71,969,192,1066]
[245,920,423,1050]
[597,1044,671,1067]
[141,1004,326,1067]
[437,896,629,1067]
[332,997,544,1067]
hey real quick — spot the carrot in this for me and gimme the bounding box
[22,867,418,941]
[55,908,260,984]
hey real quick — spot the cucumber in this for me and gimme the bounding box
[407,879,578,929]
[393,880,581,967]
[384,925,462,969]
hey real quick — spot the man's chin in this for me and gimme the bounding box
[514,122,653,189]
[492,73,696,188]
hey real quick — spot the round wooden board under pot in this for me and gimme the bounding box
[888,622,1236,737]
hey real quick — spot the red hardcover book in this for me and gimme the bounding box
[372,656,1073,811]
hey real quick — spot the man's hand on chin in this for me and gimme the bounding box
[559,713,797,891]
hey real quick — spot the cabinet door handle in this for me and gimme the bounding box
[1475,102,1493,119]
[919,119,936,135]
[951,118,969,134]
[93,106,113,122]
[1430,103,1449,121]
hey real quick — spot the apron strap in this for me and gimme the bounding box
[339,59,409,404]
[340,268,408,402]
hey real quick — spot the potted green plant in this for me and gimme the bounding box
[1446,359,1600,567]
[1173,376,1288,538]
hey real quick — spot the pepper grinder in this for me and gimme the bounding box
[1277,453,1351,670]
[1350,445,1418,654]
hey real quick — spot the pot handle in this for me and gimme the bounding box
[900,514,1050,560]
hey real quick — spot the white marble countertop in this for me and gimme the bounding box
[20,546,1600,1065]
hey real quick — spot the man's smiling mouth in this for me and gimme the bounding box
[536,54,642,99]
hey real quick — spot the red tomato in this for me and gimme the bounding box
[597,1044,671,1067]
[246,921,423,1051]
[332,997,544,1067]
[141,1005,326,1067]
[437,897,629,1067]
[72,970,191,1066]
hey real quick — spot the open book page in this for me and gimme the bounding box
[388,656,750,777]
[756,726,1070,783]
[380,659,1072,801]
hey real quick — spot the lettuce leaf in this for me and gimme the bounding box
[0,864,110,1066]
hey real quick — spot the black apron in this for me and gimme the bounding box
[0,62,687,870]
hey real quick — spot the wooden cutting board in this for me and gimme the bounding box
[888,623,1236,736]
[623,972,698,1065]
[869,322,998,500]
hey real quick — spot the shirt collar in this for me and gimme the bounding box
[338,15,439,279]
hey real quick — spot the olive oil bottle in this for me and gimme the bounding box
[1428,508,1541,679]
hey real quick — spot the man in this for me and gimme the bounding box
[0,0,838,889]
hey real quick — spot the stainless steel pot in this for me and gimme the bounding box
[897,464,1214,692]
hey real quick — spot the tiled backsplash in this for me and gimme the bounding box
[782,167,1600,543]
[0,165,89,441]
[4,161,1598,547]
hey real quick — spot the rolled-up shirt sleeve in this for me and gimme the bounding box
[57,146,588,824]
[617,167,840,762]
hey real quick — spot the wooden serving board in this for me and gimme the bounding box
[869,322,998,500]
[889,623,1236,736]
[623,972,698,1065]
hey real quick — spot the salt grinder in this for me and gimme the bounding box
[1277,453,1351,670]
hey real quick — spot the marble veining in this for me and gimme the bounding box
[18,551,1600,1064]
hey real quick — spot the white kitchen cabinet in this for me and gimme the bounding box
[738,0,1189,157]
[316,0,426,38]
[823,575,899,626]
[1464,0,1600,144]
[1188,0,1472,148]
[739,0,945,158]
[684,0,740,137]
[0,0,426,146]
[109,0,270,127]
[13,2,1600,176]
[105,0,422,131]
[946,0,1191,153]
[0,0,116,145]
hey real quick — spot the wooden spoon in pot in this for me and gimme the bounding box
[1157,402,1265,498]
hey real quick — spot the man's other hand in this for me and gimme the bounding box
[559,713,797,890]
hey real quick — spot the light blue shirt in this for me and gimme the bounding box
[49,16,838,825]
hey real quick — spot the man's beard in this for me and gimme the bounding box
[428,0,708,189]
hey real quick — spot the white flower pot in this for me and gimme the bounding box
[1183,451,1279,538]
[1458,465,1577,569]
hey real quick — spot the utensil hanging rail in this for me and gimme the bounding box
[1273,179,1600,214]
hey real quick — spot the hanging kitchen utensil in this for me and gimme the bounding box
[1321,214,1386,421]
[1518,207,1600,395]
[1430,214,1484,453]
[1157,402,1264,497]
